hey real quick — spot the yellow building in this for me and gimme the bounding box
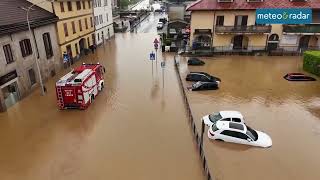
[29,0,95,63]
[187,0,320,54]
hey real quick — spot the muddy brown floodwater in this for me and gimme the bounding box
[179,56,320,180]
[0,33,205,180]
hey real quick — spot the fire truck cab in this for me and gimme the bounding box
[56,63,105,110]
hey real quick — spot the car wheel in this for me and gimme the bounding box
[216,139,224,142]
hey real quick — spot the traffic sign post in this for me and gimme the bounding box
[149,52,155,61]
[161,61,165,68]
[63,52,71,69]
[161,61,165,89]
[150,51,155,75]
[153,38,159,64]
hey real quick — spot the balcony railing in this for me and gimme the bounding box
[283,25,320,34]
[215,25,272,34]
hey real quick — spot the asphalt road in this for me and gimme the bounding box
[135,12,166,33]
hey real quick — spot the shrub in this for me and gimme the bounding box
[303,51,320,76]
[164,39,172,46]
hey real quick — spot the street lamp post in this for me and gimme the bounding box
[25,0,53,95]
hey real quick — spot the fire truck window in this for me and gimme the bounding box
[74,79,82,83]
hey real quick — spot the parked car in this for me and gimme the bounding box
[188,58,205,66]
[189,81,218,91]
[186,72,221,83]
[155,9,163,12]
[284,73,316,81]
[159,17,167,24]
[202,111,244,127]
[157,22,164,30]
[208,121,272,148]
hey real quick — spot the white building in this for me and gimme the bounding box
[0,0,61,111]
[93,0,114,45]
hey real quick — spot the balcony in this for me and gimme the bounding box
[283,25,320,34]
[215,25,272,34]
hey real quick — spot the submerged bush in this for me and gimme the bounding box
[303,51,320,76]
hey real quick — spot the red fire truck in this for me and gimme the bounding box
[56,63,105,110]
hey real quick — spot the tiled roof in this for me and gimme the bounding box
[0,0,58,36]
[187,0,320,11]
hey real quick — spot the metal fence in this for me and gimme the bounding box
[174,56,213,180]
[191,46,320,56]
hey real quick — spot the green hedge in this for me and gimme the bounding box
[303,51,320,76]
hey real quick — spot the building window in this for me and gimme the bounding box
[85,18,88,29]
[82,1,86,9]
[3,44,14,64]
[76,1,81,10]
[88,1,91,8]
[96,0,101,7]
[60,2,65,12]
[19,39,32,57]
[72,21,76,34]
[234,15,248,26]
[99,15,103,24]
[43,33,53,59]
[67,1,72,11]
[94,16,98,25]
[63,23,69,37]
[90,17,93,27]
[87,37,90,47]
[98,33,100,41]
[216,16,224,26]
[79,19,83,31]
[28,69,36,86]
[104,0,108,6]
[106,13,108,22]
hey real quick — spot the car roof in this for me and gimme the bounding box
[219,111,243,119]
[215,121,247,133]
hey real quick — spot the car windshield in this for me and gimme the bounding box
[246,126,258,141]
[211,124,219,132]
[192,82,202,88]
[209,112,222,123]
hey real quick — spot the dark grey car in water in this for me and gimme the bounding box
[189,81,219,91]
[186,72,221,83]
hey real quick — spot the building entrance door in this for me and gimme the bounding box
[66,45,73,64]
[2,81,19,109]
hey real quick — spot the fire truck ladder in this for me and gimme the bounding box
[57,87,64,109]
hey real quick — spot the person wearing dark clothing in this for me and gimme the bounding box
[89,45,96,53]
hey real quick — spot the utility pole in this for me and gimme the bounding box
[23,0,54,95]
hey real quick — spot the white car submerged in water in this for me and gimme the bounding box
[208,121,272,148]
[202,111,244,127]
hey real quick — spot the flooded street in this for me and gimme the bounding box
[1,19,320,180]
[0,33,204,180]
[179,56,320,180]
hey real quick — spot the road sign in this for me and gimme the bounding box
[149,52,155,60]
[63,53,70,63]
[161,61,165,68]
[153,38,159,44]
[154,43,159,50]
